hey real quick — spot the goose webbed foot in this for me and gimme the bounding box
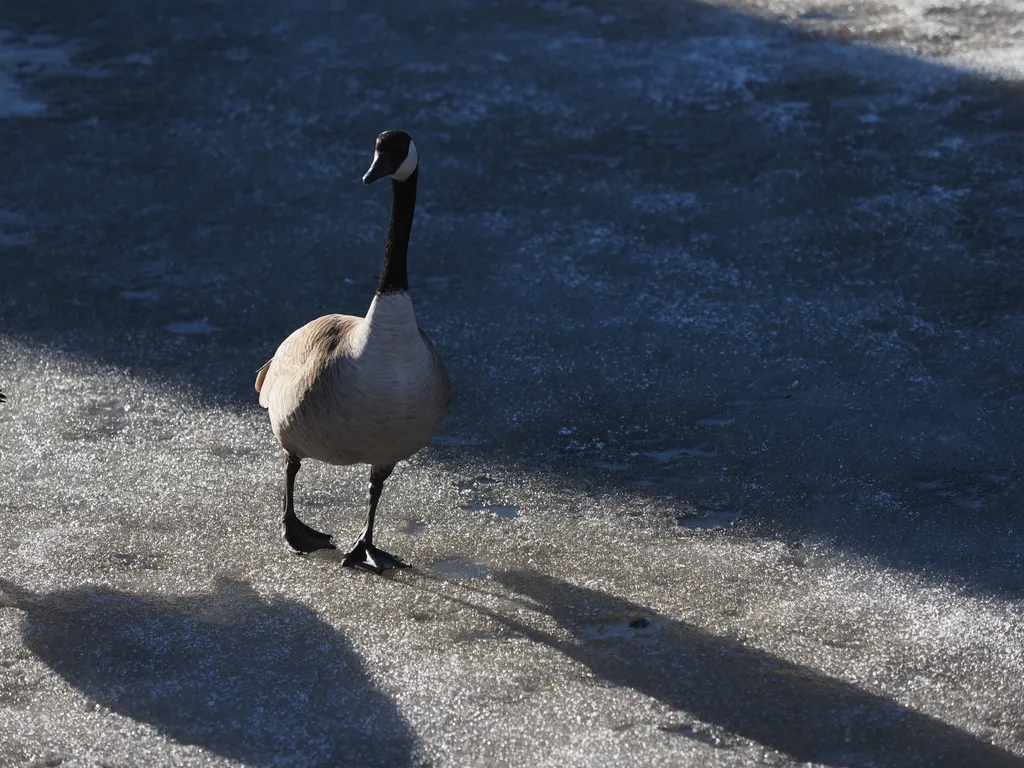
[282,512,336,555]
[342,539,409,574]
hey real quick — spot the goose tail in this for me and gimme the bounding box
[254,360,271,393]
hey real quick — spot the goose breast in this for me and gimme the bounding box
[260,312,451,467]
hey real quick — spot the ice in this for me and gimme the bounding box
[163,321,221,335]
[1,0,1023,764]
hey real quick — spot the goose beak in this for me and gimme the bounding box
[362,153,390,184]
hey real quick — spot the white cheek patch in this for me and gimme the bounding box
[390,140,418,181]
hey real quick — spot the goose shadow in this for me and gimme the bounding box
[461,570,1021,768]
[0,577,415,768]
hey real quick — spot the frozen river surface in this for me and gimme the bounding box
[1,0,1023,765]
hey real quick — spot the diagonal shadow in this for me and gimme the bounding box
[458,569,1021,768]
[0,577,415,767]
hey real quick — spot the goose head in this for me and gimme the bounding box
[362,130,418,184]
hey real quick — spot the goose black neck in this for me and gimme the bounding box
[376,168,418,295]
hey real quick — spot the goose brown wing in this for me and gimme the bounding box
[256,315,361,409]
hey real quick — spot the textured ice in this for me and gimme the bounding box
[0,32,71,117]
[163,320,221,336]
[1,0,1024,765]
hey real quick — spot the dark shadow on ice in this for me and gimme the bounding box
[476,570,1023,768]
[0,577,414,767]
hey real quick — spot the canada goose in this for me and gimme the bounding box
[0,391,5,403]
[255,130,452,573]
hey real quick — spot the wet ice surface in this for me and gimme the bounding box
[677,507,742,530]
[0,31,76,117]
[458,475,521,519]
[163,320,221,336]
[2,0,1024,765]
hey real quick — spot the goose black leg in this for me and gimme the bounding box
[281,456,336,554]
[342,464,408,573]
